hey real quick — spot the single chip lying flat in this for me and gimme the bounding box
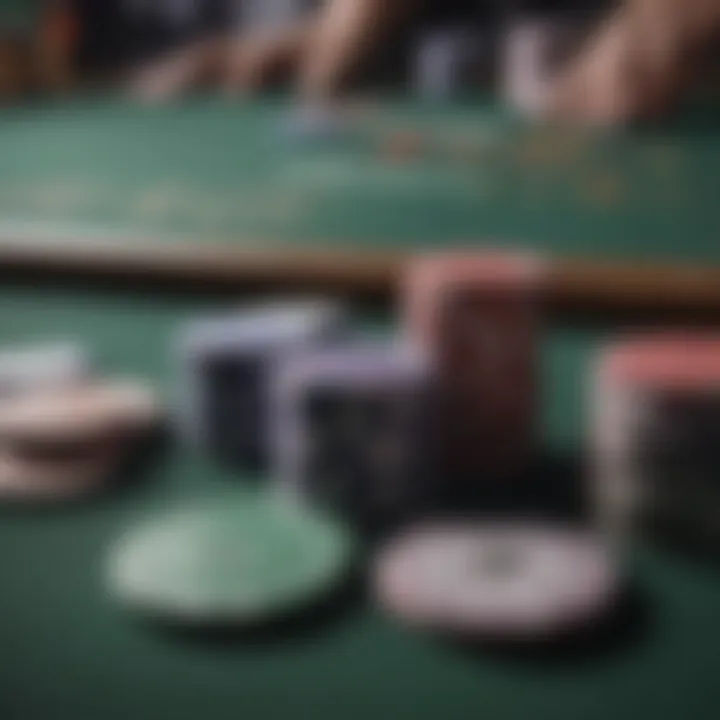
[0,447,122,501]
[0,379,161,445]
[0,342,90,398]
[374,523,619,638]
[106,492,355,624]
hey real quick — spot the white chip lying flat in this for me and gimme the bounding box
[373,523,619,638]
[0,342,90,398]
[0,379,161,445]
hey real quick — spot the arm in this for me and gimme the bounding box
[548,0,720,124]
[224,19,317,94]
[299,0,415,99]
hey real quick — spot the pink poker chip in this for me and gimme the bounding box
[598,335,720,390]
[0,448,123,501]
[0,378,161,447]
[373,523,619,639]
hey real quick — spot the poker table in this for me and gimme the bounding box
[1,95,720,720]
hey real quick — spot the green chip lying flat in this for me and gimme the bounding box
[106,491,354,624]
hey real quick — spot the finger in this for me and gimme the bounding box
[224,23,314,96]
[545,10,636,125]
[298,0,413,101]
[129,39,226,104]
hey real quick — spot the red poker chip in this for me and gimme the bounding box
[403,250,546,345]
[402,251,545,480]
[598,335,720,390]
[373,523,620,639]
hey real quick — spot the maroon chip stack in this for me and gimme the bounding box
[404,251,545,493]
[593,335,720,543]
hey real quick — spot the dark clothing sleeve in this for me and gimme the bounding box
[73,0,241,72]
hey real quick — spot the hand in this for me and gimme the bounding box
[128,39,226,104]
[223,22,314,97]
[547,0,719,125]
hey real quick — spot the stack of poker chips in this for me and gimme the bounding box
[592,335,720,550]
[110,251,720,642]
[272,342,437,533]
[404,252,544,502]
[175,256,545,530]
[176,299,348,470]
[120,250,639,640]
[0,342,162,501]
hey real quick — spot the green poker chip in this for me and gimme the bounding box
[106,491,355,624]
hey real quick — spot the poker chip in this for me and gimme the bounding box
[0,379,161,447]
[403,251,545,486]
[175,298,347,469]
[106,492,355,624]
[0,447,122,501]
[0,342,89,398]
[404,251,546,345]
[373,523,619,638]
[272,341,435,529]
[593,335,720,541]
[597,336,720,390]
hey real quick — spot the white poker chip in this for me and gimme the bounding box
[0,379,162,446]
[178,299,347,354]
[373,523,620,639]
[0,447,122,501]
[0,342,90,398]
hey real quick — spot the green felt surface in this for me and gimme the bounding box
[0,97,719,720]
[0,0,39,27]
[0,96,718,261]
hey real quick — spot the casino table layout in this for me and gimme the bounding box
[0,95,720,720]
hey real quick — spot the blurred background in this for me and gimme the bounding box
[0,0,716,277]
[0,0,612,108]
